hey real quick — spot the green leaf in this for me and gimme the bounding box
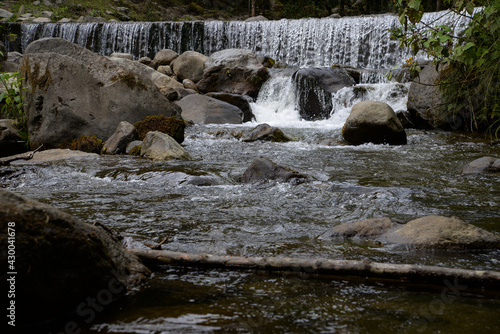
[466,2,475,15]
[408,0,421,10]
[463,42,475,51]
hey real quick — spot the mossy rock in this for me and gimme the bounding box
[134,116,185,144]
[58,135,104,154]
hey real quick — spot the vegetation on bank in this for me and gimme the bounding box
[0,0,456,23]
[392,0,499,136]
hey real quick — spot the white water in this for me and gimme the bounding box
[251,69,410,128]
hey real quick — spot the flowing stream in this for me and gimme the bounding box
[3,9,500,333]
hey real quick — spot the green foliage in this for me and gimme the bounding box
[59,135,104,153]
[392,0,500,136]
[0,72,28,143]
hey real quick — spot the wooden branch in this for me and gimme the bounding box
[130,249,500,292]
[0,144,43,165]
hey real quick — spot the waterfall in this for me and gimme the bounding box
[17,10,472,69]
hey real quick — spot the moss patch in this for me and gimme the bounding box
[134,115,185,144]
[128,145,141,156]
[110,72,147,91]
[58,135,104,153]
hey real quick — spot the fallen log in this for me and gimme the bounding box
[130,249,500,292]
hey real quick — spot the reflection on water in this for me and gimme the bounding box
[2,125,500,333]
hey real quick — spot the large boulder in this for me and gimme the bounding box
[0,189,150,329]
[176,94,243,124]
[102,121,138,155]
[171,51,208,83]
[140,131,192,160]
[407,64,463,130]
[342,100,407,145]
[241,123,291,142]
[292,67,356,120]
[320,215,500,250]
[240,156,306,184]
[109,57,184,93]
[21,38,182,149]
[197,49,270,99]
[206,92,255,122]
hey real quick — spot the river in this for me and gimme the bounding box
[2,9,500,333]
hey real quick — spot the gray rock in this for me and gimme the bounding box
[1,52,23,72]
[102,121,138,155]
[197,49,270,99]
[461,156,500,174]
[182,78,198,92]
[320,217,395,239]
[81,16,107,22]
[110,57,184,92]
[41,11,53,18]
[176,94,243,125]
[21,38,182,149]
[152,49,178,69]
[382,216,500,249]
[6,149,99,164]
[157,65,173,76]
[240,156,306,184]
[32,17,52,23]
[58,18,72,23]
[320,215,500,250]
[0,9,14,19]
[245,15,268,21]
[171,51,208,83]
[138,56,153,67]
[126,140,142,154]
[342,100,407,145]
[292,67,356,120]
[33,1,41,5]
[206,92,255,122]
[0,189,150,327]
[0,119,22,142]
[42,0,54,6]
[183,175,225,186]
[407,64,463,130]
[140,131,192,160]
[110,52,133,60]
[241,123,291,142]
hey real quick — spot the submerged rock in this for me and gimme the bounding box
[4,149,98,164]
[0,189,150,328]
[241,123,291,142]
[342,100,407,145]
[320,215,500,250]
[461,156,500,174]
[240,156,306,184]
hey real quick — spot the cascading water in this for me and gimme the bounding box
[17,9,472,68]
